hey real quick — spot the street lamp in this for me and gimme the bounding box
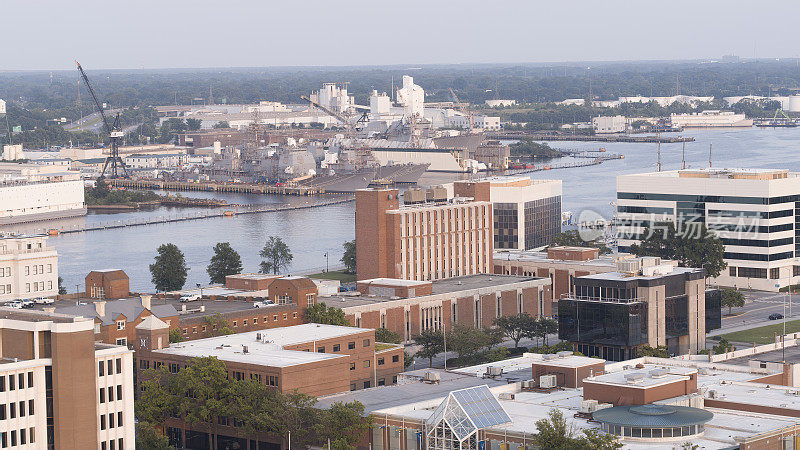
[323,252,329,273]
[777,283,786,363]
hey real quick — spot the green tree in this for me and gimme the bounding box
[57,276,67,295]
[413,329,444,367]
[259,236,293,274]
[185,118,202,131]
[92,177,110,198]
[538,317,558,346]
[304,302,350,326]
[320,401,373,449]
[341,240,356,274]
[168,328,184,343]
[629,221,727,278]
[580,428,623,450]
[203,313,234,336]
[149,243,189,292]
[212,121,230,129]
[447,325,489,360]
[403,350,415,370]
[176,357,236,449]
[637,345,669,358]
[721,288,745,315]
[532,409,583,450]
[135,422,174,450]
[207,242,243,284]
[494,313,535,348]
[713,337,735,355]
[549,230,610,254]
[375,327,402,344]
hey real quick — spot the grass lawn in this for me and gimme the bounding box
[308,270,356,283]
[711,319,800,345]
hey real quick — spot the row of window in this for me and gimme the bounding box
[100,438,124,450]
[99,411,124,430]
[316,339,369,353]
[24,281,52,293]
[141,360,281,388]
[0,268,10,277]
[181,312,298,336]
[0,285,11,295]
[98,358,123,377]
[99,385,124,403]
[349,376,398,391]
[0,428,34,448]
[0,400,34,420]
[23,264,52,276]
[0,372,34,392]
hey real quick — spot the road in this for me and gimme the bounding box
[710,290,800,337]
[63,109,123,133]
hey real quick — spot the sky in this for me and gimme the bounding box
[3,0,800,71]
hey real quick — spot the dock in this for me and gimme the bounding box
[40,196,354,236]
[487,132,694,143]
[506,153,624,175]
[109,179,325,196]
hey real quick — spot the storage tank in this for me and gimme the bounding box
[788,95,800,112]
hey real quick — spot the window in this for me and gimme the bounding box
[100,414,106,430]
[729,266,737,276]
[771,267,781,279]
[333,344,340,352]
[116,358,122,374]
[110,440,115,450]
[117,385,122,401]
[317,347,325,353]
[363,360,370,368]
[108,386,114,401]
[9,403,14,419]
[363,381,371,389]
[116,321,125,331]
[392,355,399,363]
[349,363,355,371]
[118,438,123,450]
[28,429,33,444]
[117,411,123,427]
[115,338,127,346]
[363,339,370,347]
[18,401,24,417]
[8,375,14,390]
[0,405,5,420]
[108,360,113,375]
[100,388,106,403]
[378,378,385,386]
[109,412,115,428]
[28,400,33,415]
[27,372,32,388]
[9,431,14,447]
[377,358,385,366]
[0,377,4,392]
[18,373,24,389]
[102,442,107,450]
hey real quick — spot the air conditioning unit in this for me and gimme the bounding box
[543,353,558,361]
[580,400,598,413]
[624,373,646,384]
[498,393,515,400]
[595,403,613,411]
[540,374,557,389]
[485,366,503,377]
[521,380,535,390]
[557,351,573,358]
[423,372,441,383]
[708,389,717,399]
[649,368,669,379]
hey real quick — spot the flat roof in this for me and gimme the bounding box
[153,324,372,367]
[358,278,430,287]
[494,249,619,268]
[585,367,695,389]
[579,266,702,282]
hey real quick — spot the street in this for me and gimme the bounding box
[711,290,800,337]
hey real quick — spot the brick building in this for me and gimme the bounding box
[85,270,130,300]
[320,274,551,342]
[0,308,135,450]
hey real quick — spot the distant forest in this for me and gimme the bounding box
[2,59,799,148]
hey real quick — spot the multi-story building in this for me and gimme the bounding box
[0,234,58,303]
[355,187,493,281]
[85,270,130,300]
[558,258,708,360]
[617,168,800,291]
[134,321,404,396]
[0,163,86,225]
[320,274,551,342]
[592,115,627,133]
[0,307,135,449]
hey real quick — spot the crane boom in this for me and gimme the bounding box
[301,95,348,124]
[76,61,113,135]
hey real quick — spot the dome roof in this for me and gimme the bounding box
[592,404,713,428]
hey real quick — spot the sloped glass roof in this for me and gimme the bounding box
[426,385,511,442]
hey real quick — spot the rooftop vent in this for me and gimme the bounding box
[543,353,558,361]
[557,351,573,358]
[485,366,503,377]
[649,368,669,379]
[422,371,441,384]
[242,345,249,354]
[624,373,646,384]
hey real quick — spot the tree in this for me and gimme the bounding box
[259,236,293,274]
[57,276,67,295]
[637,345,669,358]
[185,118,202,131]
[341,240,356,274]
[92,177,110,198]
[207,242,243,284]
[538,317,558,346]
[629,221,727,278]
[549,230,610,254]
[494,313,536,348]
[413,329,444,367]
[203,313,234,336]
[448,325,490,360]
[305,302,350,326]
[375,327,402,344]
[721,288,745,315]
[403,350,415,370]
[580,428,623,450]
[212,121,230,129]
[532,409,583,450]
[168,328,184,343]
[320,401,373,449]
[713,337,735,355]
[136,422,174,450]
[149,243,189,292]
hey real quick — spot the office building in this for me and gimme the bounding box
[558,257,709,360]
[0,308,135,449]
[0,164,86,225]
[0,235,58,303]
[617,168,800,291]
[320,274,551,342]
[355,187,493,281]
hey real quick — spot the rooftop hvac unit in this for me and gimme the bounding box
[543,353,558,361]
[580,400,598,413]
[423,372,441,383]
[486,366,503,377]
[256,333,262,341]
[707,390,716,399]
[616,260,641,275]
[521,380,535,390]
[557,351,573,358]
[698,368,711,375]
[595,403,613,411]
[426,186,448,202]
[640,256,661,268]
[242,345,249,354]
[540,374,558,389]
[624,373,646,384]
[649,368,669,379]
[403,188,427,204]
[498,393,515,400]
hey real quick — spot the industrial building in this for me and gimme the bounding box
[0,234,59,303]
[316,352,800,449]
[0,164,86,225]
[592,115,627,134]
[617,168,800,291]
[669,110,752,128]
[0,308,135,449]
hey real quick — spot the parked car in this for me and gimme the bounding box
[34,297,54,305]
[180,293,202,303]
[769,313,784,320]
[6,301,23,309]
[20,299,35,308]
[252,301,273,308]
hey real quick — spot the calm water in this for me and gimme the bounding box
[5,127,800,292]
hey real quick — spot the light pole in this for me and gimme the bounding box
[778,283,786,363]
[324,252,329,273]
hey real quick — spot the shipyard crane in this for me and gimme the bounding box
[301,95,368,136]
[75,61,128,178]
[448,88,473,129]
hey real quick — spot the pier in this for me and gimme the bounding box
[40,196,354,236]
[109,179,325,196]
[487,132,694,143]
[507,153,624,175]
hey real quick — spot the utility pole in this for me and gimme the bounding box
[709,143,713,168]
[657,133,662,172]
[682,141,686,170]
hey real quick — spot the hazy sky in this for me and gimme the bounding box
[4,0,800,71]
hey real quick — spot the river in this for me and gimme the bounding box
[4,127,800,292]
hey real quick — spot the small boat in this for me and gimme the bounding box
[47,229,60,236]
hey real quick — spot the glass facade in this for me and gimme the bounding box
[493,203,519,249]
[602,423,704,438]
[524,196,561,249]
[705,289,722,331]
[558,299,648,349]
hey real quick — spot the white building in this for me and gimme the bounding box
[473,116,501,130]
[310,83,354,114]
[0,234,59,302]
[485,99,516,108]
[484,177,562,250]
[2,145,24,161]
[123,153,187,169]
[369,90,392,115]
[670,110,752,128]
[592,115,627,134]
[617,168,800,291]
[396,76,425,119]
[0,99,5,115]
[0,164,86,225]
